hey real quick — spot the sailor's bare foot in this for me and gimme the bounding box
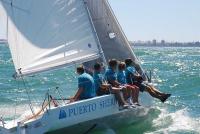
[134,102,141,106]
[161,94,171,103]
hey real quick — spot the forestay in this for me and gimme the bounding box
[0,0,101,76]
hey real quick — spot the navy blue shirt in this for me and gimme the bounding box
[117,70,127,85]
[125,66,136,84]
[78,73,96,99]
[105,67,117,84]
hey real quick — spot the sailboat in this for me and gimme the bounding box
[0,0,152,134]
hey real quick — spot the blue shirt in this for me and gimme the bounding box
[105,67,117,84]
[93,71,104,91]
[117,70,127,85]
[78,73,96,99]
[125,66,136,84]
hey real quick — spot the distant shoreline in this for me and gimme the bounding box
[130,41,200,47]
[0,42,7,45]
[0,39,7,44]
[133,45,200,47]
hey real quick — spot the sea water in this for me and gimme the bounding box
[0,43,200,134]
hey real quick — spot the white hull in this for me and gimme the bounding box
[0,93,152,134]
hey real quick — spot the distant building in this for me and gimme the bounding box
[0,39,7,43]
[161,40,165,45]
[130,40,200,47]
[147,41,151,45]
[195,41,200,46]
[152,39,156,45]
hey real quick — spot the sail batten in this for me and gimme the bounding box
[1,0,101,76]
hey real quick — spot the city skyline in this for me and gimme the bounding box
[0,0,200,42]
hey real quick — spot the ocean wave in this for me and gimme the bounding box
[0,58,13,65]
[0,98,14,103]
[145,108,200,134]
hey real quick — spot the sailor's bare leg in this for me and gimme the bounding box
[126,85,139,103]
[145,85,171,102]
[111,87,128,106]
[145,86,163,100]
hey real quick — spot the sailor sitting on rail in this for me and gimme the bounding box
[104,59,130,109]
[117,62,140,105]
[125,58,171,103]
[70,65,96,102]
[93,62,110,96]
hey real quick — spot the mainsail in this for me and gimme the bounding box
[85,0,145,76]
[0,2,7,39]
[1,0,101,76]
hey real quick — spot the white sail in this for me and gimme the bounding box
[0,2,7,40]
[0,0,100,76]
[84,0,145,77]
[85,0,135,61]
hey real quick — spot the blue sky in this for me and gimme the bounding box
[0,0,200,42]
[109,0,200,42]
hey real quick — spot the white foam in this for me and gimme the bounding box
[145,108,200,133]
[0,104,44,129]
[169,83,179,88]
[0,104,41,121]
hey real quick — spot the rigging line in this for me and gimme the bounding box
[0,0,29,13]
[41,92,49,112]
[85,1,107,66]
[31,74,46,104]
[20,75,35,116]
[54,87,67,105]
[9,0,21,72]
[47,88,63,109]
[13,78,20,126]
[92,17,107,22]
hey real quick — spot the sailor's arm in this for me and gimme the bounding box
[109,80,121,87]
[129,70,143,81]
[100,83,111,90]
[70,88,83,102]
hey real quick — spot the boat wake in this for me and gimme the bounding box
[145,107,200,134]
[92,107,200,134]
[0,104,40,121]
